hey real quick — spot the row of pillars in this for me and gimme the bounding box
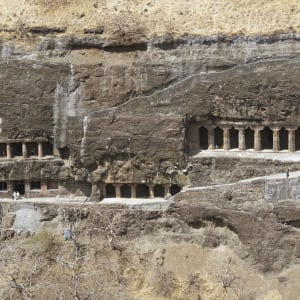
[105,183,171,199]
[5,142,44,159]
[191,126,298,152]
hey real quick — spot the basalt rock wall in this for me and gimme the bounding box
[1,34,300,188]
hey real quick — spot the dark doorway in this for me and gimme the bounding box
[170,184,181,196]
[279,128,288,150]
[154,185,165,197]
[43,142,54,156]
[261,127,273,150]
[199,127,208,150]
[11,143,22,157]
[0,144,6,157]
[245,127,254,149]
[296,128,300,151]
[13,181,25,195]
[121,184,131,198]
[0,182,7,191]
[214,127,223,149]
[136,184,150,198]
[106,184,116,198]
[230,127,238,149]
[30,181,41,190]
[27,143,38,156]
[59,147,70,159]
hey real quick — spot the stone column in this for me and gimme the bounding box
[25,181,31,198]
[238,127,246,151]
[149,184,155,199]
[207,126,215,150]
[41,180,47,196]
[131,184,136,199]
[91,183,100,201]
[22,143,27,158]
[272,127,280,152]
[6,143,11,159]
[38,142,43,158]
[223,127,230,150]
[164,185,170,198]
[254,127,263,151]
[114,184,121,198]
[187,123,200,155]
[287,128,296,152]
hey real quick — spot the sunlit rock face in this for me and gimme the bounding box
[1,1,300,199]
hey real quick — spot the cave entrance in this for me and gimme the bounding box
[59,147,70,159]
[136,184,150,198]
[13,181,25,196]
[199,127,208,150]
[214,127,223,149]
[279,128,288,150]
[261,127,273,150]
[170,184,181,196]
[229,127,238,149]
[245,127,254,149]
[121,184,131,198]
[154,185,165,198]
[106,184,116,198]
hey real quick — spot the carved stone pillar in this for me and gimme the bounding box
[207,126,215,150]
[114,184,121,198]
[6,143,11,159]
[188,123,200,155]
[238,128,245,151]
[254,127,263,151]
[223,127,230,150]
[38,142,43,158]
[41,180,48,196]
[25,181,31,198]
[272,127,280,152]
[287,128,296,152]
[131,184,136,199]
[149,184,155,199]
[164,185,170,197]
[22,143,27,158]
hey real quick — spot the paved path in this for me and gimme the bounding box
[0,196,171,209]
[194,150,300,162]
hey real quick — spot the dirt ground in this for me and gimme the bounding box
[1,0,300,36]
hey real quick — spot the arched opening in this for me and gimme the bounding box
[136,184,150,198]
[214,127,223,149]
[245,127,254,149]
[43,142,54,156]
[27,142,38,156]
[229,127,238,149]
[199,127,208,150]
[154,185,165,197]
[0,144,6,157]
[261,127,273,150]
[106,184,116,198]
[296,128,300,151]
[170,184,181,196]
[121,184,131,198]
[279,128,288,150]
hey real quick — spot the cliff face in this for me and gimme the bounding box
[1,1,300,299]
